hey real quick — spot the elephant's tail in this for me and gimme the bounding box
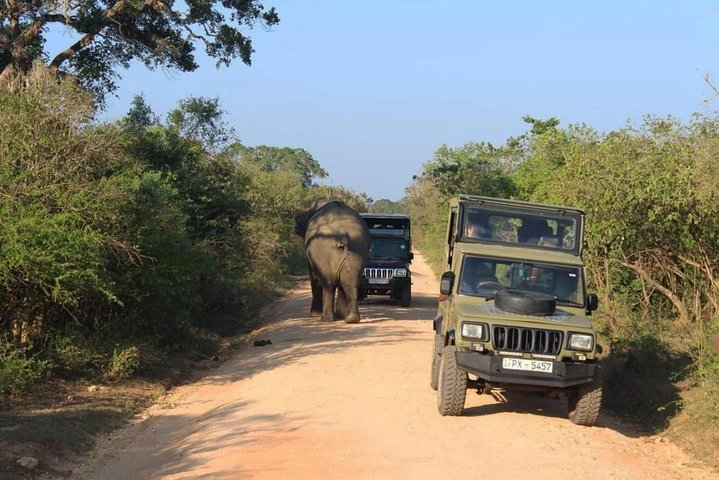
[334,234,351,282]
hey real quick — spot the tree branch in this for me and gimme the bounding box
[49,31,98,68]
[49,0,132,69]
[621,260,690,322]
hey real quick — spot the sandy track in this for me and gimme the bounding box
[71,252,716,480]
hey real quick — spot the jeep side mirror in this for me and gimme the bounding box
[439,272,455,296]
[409,252,414,261]
[586,293,598,313]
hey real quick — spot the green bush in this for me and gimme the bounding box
[0,337,48,395]
[104,346,141,381]
[46,334,104,378]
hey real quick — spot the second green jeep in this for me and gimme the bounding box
[431,195,603,426]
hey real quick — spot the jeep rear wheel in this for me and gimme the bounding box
[430,334,443,390]
[567,375,602,426]
[437,345,467,416]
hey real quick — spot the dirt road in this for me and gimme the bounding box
[72,252,715,480]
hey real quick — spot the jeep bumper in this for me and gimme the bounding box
[359,276,410,293]
[456,351,598,389]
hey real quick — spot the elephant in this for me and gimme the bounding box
[294,198,370,323]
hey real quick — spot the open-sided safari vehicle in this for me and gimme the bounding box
[431,195,602,426]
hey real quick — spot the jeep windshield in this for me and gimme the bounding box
[368,237,410,261]
[457,255,585,306]
[461,205,582,255]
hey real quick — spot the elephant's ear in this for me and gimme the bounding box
[294,210,310,237]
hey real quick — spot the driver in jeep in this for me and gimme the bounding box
[459,258,500,295]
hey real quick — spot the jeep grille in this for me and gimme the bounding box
[364,268,394,279]
[492,326,563,355]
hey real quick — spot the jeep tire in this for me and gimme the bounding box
[398,285,411,307]
[437,345,467,416]
[430,334,443,390]
[495,288,556,316]
[567,374,603,426]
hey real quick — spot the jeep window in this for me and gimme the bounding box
[462,207,580,253]
[458,255,584,306]
[368,238,410,260]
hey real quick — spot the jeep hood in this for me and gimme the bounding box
[453,300,593,329]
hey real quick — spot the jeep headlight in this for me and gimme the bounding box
[461,322,487,341]
[568,333,594,351]
[393,268,407,277]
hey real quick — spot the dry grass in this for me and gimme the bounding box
[0,348,236,479]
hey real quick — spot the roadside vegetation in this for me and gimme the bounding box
[0,65,372,476]
[404,115,719,467]
[0,65,376,395]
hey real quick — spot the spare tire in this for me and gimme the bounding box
[495,289,556,316]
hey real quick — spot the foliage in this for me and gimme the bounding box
[0,0,280,97]
[104,168,202,341]
[0,337,48,395]
[167,96,236,152]
[420,142,520,198]
[368,198,406,214]
[527,116,719,371]
[104,346,141,382]
[122,94,160,131]
[226,143,327,189]
[304,184,371,213]
[403,177,447,273]
[46,334,104,379]
[0,66,133,338]
[226,144,309,298]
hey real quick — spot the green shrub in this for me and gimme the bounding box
[46,334,104,378]
[0,337,48,395]
[104,346,141,381]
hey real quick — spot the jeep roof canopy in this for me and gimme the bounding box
[454,195,585,256]
[360,213,411,239]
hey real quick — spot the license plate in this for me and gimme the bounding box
[368,278,390,284]
[502,357,553,373]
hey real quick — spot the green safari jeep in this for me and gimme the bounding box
[431,196,603,426]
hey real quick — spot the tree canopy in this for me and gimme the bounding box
[0,0,279,96]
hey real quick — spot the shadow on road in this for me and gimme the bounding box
[359,292,438,322]
[200,288,437,387]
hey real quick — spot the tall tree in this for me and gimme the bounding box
[122,94,159,131]
[419,142,519,198]
[229,144,328,189]
[167,96,235,151]
[0,0,279,96]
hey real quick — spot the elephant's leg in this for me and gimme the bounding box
[321,285,336,322]
[341,271,362,325]
[335,287,348,319]
[309,271,323,317]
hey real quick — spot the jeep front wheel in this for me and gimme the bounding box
[437,345,467,416]
[398,285,411,307]
[567,376,602,426]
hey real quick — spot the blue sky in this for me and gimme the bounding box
[52,1,719,201]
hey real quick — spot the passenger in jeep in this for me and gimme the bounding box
[465,213,491,239]
[518,218,553,244]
